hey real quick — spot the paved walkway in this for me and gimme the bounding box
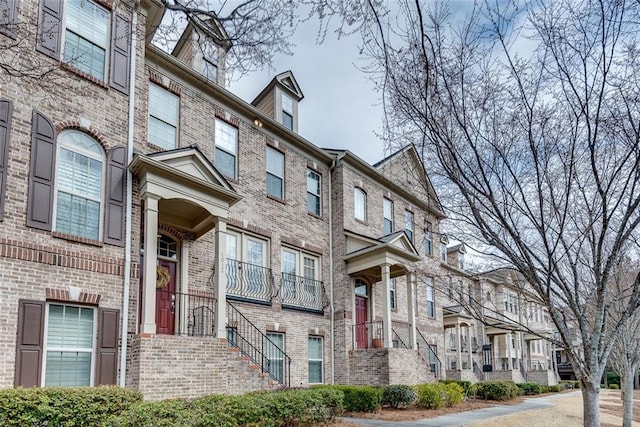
[341,391,581,426]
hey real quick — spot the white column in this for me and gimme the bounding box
[406,272,417,349]
[381,263,393,347]
[456,322,462,371]
[178,242,189,335]
[140,193,160,335]
[214,217,228,339]
[466,325,472,369]
[507,332,513,370]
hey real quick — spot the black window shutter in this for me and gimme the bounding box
[0,0,18,39]
[36,0,62,59]
[110,13,131,94]
[15,300,45,387]
[95,308,120,386]
[0,99,12,221]
[27,110,56,231]
[104,145,127,246]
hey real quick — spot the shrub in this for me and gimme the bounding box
[109,399,204,427]
[540,385,549,393]
[414,383,445,409]
[517,382,542,395]
[609,384,620,390]
[314,385,381,412]
[559,380,580,389]
[470,380,521,401]
[0,386,142,427]
[547,385,561,392]
[440,379,472,395]
[605,371,620,387]
[443,382,465,407]
[381,385,416,409]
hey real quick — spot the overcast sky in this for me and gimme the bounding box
[228,17,385,165]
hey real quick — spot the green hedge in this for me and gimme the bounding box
[470,380,522,401]
[517,382,542,395]
[414,382,464,409]
[547,385,561,392]
[314,385,382,412]
[559,380,580,389]
[381,385,416,408]
[440,379,472,395]
[0,386,142,427]
[112,388,344,427]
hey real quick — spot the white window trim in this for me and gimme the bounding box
[426,277,435,317]
[52,131,105,241]
[214,119,238,179]
[354,188,367,221]
[266,146,285,199]
[41,303,97,387]
[405,210,414,241]
[383,198,394,234]
[226,228,270,267]
[389,278,396,310]
[307,169,321,215]
[148,83,180,149]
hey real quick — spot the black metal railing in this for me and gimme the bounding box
[473,360,485,381]
[391,321,410,349]
[353,320,384,349]
[225,259,276,302]
[280,273,329,312]
[416,328,442,379]
[226,300,291,387]
[154,289,218,337]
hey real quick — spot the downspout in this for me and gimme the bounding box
[119,0,139,387]
[328,152,346,384]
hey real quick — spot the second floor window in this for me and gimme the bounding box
[266,147,284,199]
[215,119,238,179]
[148,83,179,150]
[424,222,433,256]
[54,131,104,240]
[64,0,109,81]
[426,277,435,317]
[405,210,414,242]
[383,198,393,234]
[307,170,321,215]
[354,188,366,221]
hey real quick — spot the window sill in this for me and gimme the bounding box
[307,212,323,220]
[60,63,109,90]
[52,232,104,247]
[355,218,368,226]
[146,141,174,152]
[267,194,286,205]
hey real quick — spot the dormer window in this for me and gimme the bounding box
[202,58,218,82]
[282,94,294,130]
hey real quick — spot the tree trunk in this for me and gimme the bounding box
[622,366,636,427]
[581,379,601,427]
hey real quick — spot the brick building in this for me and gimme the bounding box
[0,0,556,400]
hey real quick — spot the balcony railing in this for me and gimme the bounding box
[280,273,329,312]
[154,290,217,336]
[226,300,291,387]
[225,258,276,302]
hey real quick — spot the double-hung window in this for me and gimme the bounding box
[405,210,414,242]
[63,0,109,81]
[148,83,179,150]
[281,247,322,309]
[266,332,285,382]
[354,188,366,221]
[202,58,218,82]
[266,146,284,199]
[307,169,321,215]
[308,336,323,383]
[54,131,104,241]
[281,249,298,300]
[383,198,393,234]
[215,119,238,179]
[282,94,293,130]
[43,304,96,386]
[424,222,433,256]
[426,277,435,317]
[225,230,270,300]
[389,278,396,310]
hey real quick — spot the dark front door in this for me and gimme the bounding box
[155,260,176,335]
[355,296,368,349]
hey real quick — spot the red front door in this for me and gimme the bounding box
[156,260,176,335]
[355,296,368,349]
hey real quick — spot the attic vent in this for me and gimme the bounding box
[282,78,294,90]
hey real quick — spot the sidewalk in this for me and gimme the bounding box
[341,391,581,427]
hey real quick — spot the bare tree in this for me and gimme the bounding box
[348,1,640,426]
[608,258,640,427]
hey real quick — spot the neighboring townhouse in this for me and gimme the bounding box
[0,0,559,401]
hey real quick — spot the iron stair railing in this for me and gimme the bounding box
[473,360,485,381]
[416,328,442,379]
[226,300,291,387]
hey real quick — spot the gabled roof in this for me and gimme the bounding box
[172,14,231,57]
[447,243,466,254]
[344,230,421,264]
[251,70,304,106]
[374,144,444,215]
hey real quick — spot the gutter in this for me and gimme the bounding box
[119,0,139,387]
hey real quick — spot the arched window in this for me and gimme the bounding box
[54,131,104,240]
